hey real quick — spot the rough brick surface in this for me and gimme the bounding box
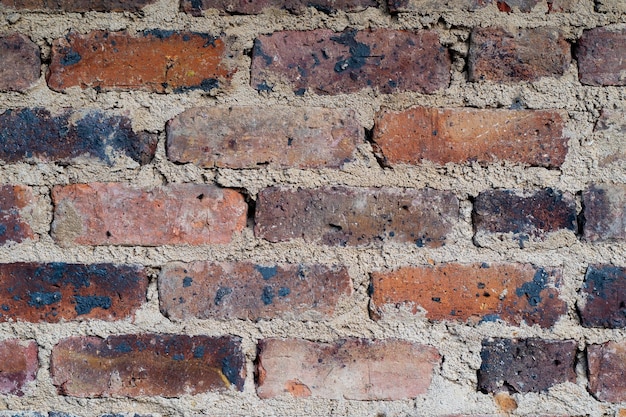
[0,33,40,92]
[0,0,156,11]
[48,30,234,93]
[583,184,626,242]
[594,109,626,166]
[255,187,459,247]
[251,29,450,95]
[0,340,38,396]
[587,341,626,402]
[371,263,565,327]
[478,338,577,393]
[0,263,147,322]
[0,185,35,245]
[51,334,245,397]
[166,106,363,169]
[159,262,352,320]
[373,108,567,168]
[577,28,626,86]
[181,0,377,15]
[388,0,489,12]
[468,27,570,82]
[256,338,440,400]
[51,183,247,246]
[0,108,157,165]
[579,265,626,328]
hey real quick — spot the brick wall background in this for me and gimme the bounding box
[0,0,625,416]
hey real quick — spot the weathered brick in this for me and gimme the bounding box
[371,263,565,327]
[583,184,626,242]
[159,262,352,320]
[579,265,626,328]
[181,0,377,15]
[0,33,40,92]
[256,338,440,400]
[251,29,450,95]
[51,183,247,246]
[473,189,577,238]
[577,28,626,86]
[0,0,156,11]
[373,108,567,168]
[0,340,38,396]
[594,109,626,167]
[255,187,459,247]
[0,263,147,323]
[47,30,234,93]
[0,108,157,165]
[587,341,626,402]
[0,185,35,245]
[166,106,363,169]
[468,27,570,82]
[596,0,626,12]
[478,338,576,393]
[51,334,244,397]
[388,0,490,13]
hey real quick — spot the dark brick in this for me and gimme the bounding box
[0,340,38,396]
[577,28,626,86]
[51,334,245,397]
[0,0,156,11]
[583,184,626,242]
[579,265,626,329]
[478,338,576,393]
[0,185,35,245]
[181,0,377,15]
[0,33,40,92]
[251,29,450,95]
[388,0,490,13]
[254,186,459,247]
[0,108,157,165]
[468,27,570,82]
[587,341,626,402]
[0,262,147,323]
[159,262,352,320]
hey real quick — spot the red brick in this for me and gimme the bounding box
[166,106,363,169]
[579,265,626,328]
[373,108,567,168]
[254,186,459,247]
[371,263,565,327]
[0,263,147,323]
[587,341,626,402]
[0,33,40,92]
[577,28,626,86]
[468,27,570,82]
[0,185,35,245]
[159,262,352,320]
[181,0,377,15]
[478,338,576,393]
[51,334,244,397]
[251,29,450,95]
[0,108,157,165]
[0,0,156,11]
[51,183,247,246]
[256,338,440,400]
[0,340,38,396]
[388,0,490,13]
[583,184,626,242]
[47,30,234,93]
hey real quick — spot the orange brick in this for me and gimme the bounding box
[0,185,36,245]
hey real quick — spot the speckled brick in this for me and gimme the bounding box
[181,0,377,15]
[373,108,567,168]
[0,339,38,396]
[51,334,245,397]
[166,106,363,169]
[251,29,450,95]
[579,265,626,328]
[0,33,40,92]
[159,262,352,320]
[256,338,440,399]
[371,263,566,327]
[0,0,156,11]
[0,185,35,245]
[577,28,626,86]
[583,184,626,242]
[387,0,490,12]
[594,109,626,167]
[587,341,626,402]
[255,186,459,247]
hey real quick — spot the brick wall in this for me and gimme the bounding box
[0,0,624,416]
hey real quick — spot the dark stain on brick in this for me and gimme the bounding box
[183,276,193,287]
[262,286,275,305]
[331,29,371,73]
[60,49,81,66]
[0,0,157,11]
[143,29,176,40]
[174,78,220,93]
[583,184,626,241]
[579,265,626,328]
[214,286,232,305]
[114,341,133,353]
[515,268,548,306]
[193,345,205,358]
[253,39,273,66]
[75,295,112,315]
[256,265,278,280]
[278,287,291,297]
[28,291,62,308]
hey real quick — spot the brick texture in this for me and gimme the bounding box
[0,263,147,322]
[0,108,157,165]
[587,341,626,402]
[159,262,352,320]
[583,184,626,242]
[181,0,377,15]
[373,108,567,168]
[577,28,626,86]
[51,183,247,246]
[255,186,459,247]
[256,338,440,400]
[468,27,570,82]
[594,109,626,167]
[0,33,40,92]
[579,265,626,328]
[166,106,363,169]
[389,0,578,12]
[370,263,566,327]
[478,338,577,393]
[51,334,245,397]
[48,30,234,93]
[0,0,156,11]
[251,29,450,95]
[595,0,626,12]
[0,340,38,396]
[0,185,35,245]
